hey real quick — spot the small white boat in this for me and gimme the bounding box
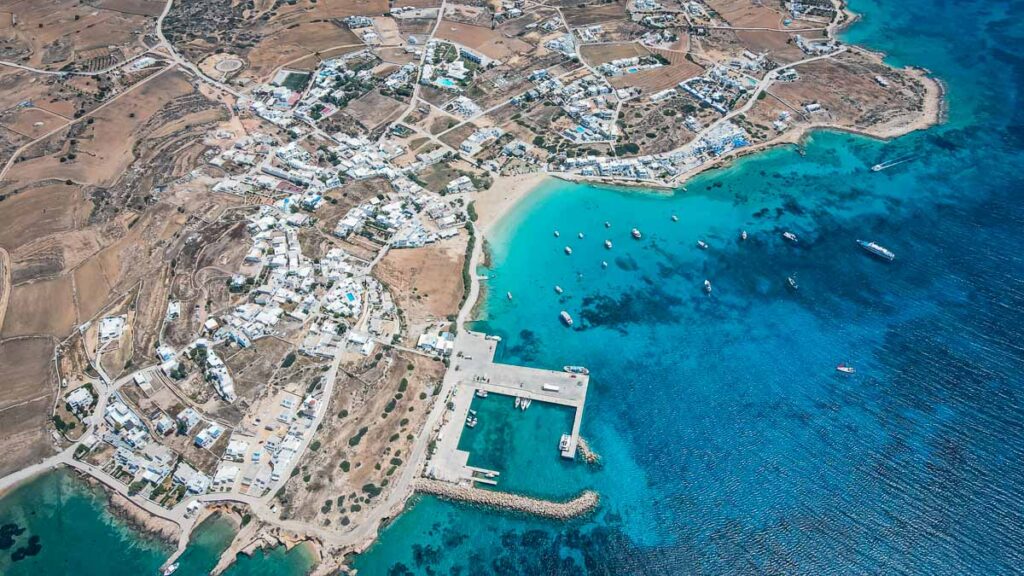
[564,365,590,375]
[521,398,532,410]
[740,230,747,241]
[836,363,856,374]
[578,232,585,239]
[782,231,798,243]
[466,416,477,428]
[671,215,679,222]
[697,240,708,250]
[787,275,799,290]
[554,230,560,237]
[559,434,572,452]
[475,388,489,398]
[604,221,611,228]
[564,246,572,255]
[514,397,522,409]
[601,261,608,268]
[506,291,513,300]
[631,228,642,239]
[604,240,613,249]
[162,563,180,576]
[704,279,712,294]
[560,310,574,326]
[554,285,563,294]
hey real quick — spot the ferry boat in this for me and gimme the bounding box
[560,311,574,326]
[604,240,613,249]
[475,388,489,398]
[836,363,856,374]
[704,279,712,294]
[856,239,895,261]
[564,246,573,255]
[787,276,799,290]
[782,231,798,243]
[554,285,563,294]
[631,228,642,239]
[554,230,560,237]
[671,215,679,222]
[559,434,572,452]
[506,291,513,300]
[578,232,585,239]
[740,230,748,241]
[697,240,708,250]
[162,563,180,576]
[564,365,590,375]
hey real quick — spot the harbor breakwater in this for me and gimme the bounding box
[413,479,599,520]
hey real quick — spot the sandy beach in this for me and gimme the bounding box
[473,172,550,235]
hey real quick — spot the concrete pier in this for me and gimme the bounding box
[426,331,590,484]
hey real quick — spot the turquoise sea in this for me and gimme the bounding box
[3,0,1024,573]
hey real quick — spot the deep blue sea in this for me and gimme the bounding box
[2,0,1024,574]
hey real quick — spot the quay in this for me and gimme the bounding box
[426,331,590,485]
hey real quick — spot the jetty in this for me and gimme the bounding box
[413,479,598,519]
[426,331,590,485]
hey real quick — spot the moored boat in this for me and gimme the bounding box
[704,279,712,294]
[604,240,613,249]
[856,239,895,261]
[506,291,512,300]
[604,221,611,228]
[475,388,489,398]
[162,563,179,576]
[559,434,572,452]
[564,365,590,375]
[560,310,574,326]
[631,228,642,239]
[787,275,799,290]
[697,240,708,250]
[554,230,560,237]
[671,215,679,222]
[578,232,585,239]
[601,261,608,268]
[554,285,563,294]
[564,246,573,255]
[740,230,747,241]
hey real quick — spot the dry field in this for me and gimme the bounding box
[609,47,704,93]
[0,0,154,71]
[0,336,57,477]
[342,90,407,132]
[562,2,628,27]
[5,70,221,190]
[375,231,469,345]
[734,30,809,64]
[705,0,788,28]
[435,21,532,61]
